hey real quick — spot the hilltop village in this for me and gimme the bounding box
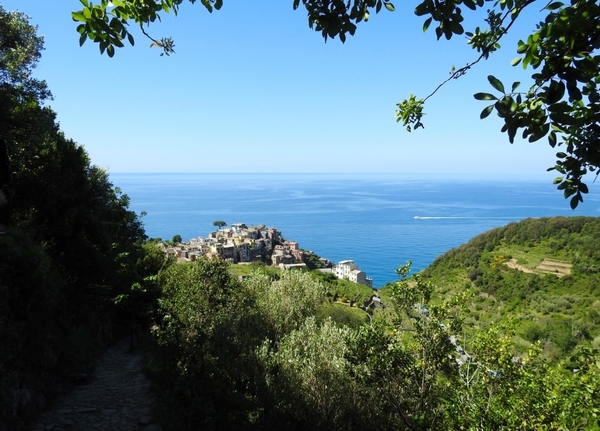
[163,222,373,288]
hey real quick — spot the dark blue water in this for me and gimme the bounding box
[110,173,600,287]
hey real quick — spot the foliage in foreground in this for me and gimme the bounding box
[149,257,600,431]
[0,7,167,429]
[70,0,600,207]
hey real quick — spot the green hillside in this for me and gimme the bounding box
[416,216,600,360]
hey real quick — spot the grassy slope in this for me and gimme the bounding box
[411,216,600,360]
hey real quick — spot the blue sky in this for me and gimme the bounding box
[3,0,557,178]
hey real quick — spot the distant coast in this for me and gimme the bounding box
[161,222,373,288]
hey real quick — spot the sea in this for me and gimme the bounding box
[110,173,600,288]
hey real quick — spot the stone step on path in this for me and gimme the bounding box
[30,338,161,431]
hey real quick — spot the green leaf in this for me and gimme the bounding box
[511,57,522,66]
[474,92,498,101]
[384,2,396,11]
[565,187,577,198]
[550,111,576,125]
[546,2,564,10]
[546,80,565,104]
[570,194,581,209]
[488,75,505,93]
[202,0,213,13]
[449,20,464,35]
[511,81,520,91]
[72,11,87,22]
[415,0,432,16]
[566,81,582,101]
[547,102,570,112]
[423,17,432,32]
[480,105,494,119]
[553,176,563,184]
[463,0,476,10]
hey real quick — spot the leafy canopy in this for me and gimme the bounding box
[0,5,49,100]
[71,0,600,208]
[212,220,227,228]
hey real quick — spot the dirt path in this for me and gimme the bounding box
[505,258,535,274]
[30,338,161,431]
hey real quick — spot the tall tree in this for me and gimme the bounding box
[0,8,162,428]
[0,138,10,233]
[71,0,600,207]
[0,5,49,102]
[213,220,227,229]
[0,5,51,233]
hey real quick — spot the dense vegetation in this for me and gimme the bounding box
[417,216,600,360]
[3,6,600,431]
[147,254,600,431]
[142,219,600,431]
[0,7,167,429]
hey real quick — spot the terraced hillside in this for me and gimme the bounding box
[416,216,600,360]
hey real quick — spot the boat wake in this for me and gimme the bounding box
[414,216,466,219]
[413,216,505,220]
